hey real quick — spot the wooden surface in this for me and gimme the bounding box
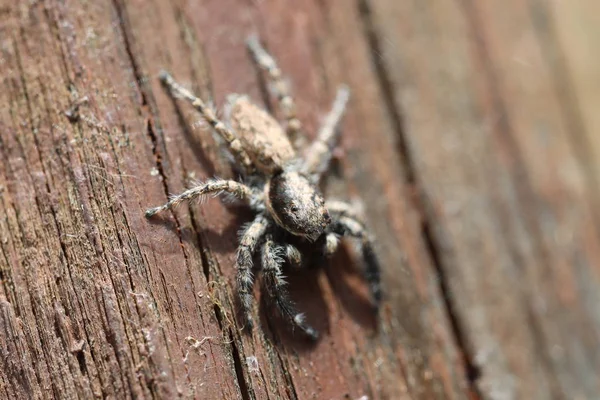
[1,0,599,399]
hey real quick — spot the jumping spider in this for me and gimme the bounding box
[146,36,381,340]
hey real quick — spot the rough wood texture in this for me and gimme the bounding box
[0,0,598,399]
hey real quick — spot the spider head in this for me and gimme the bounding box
[266,171,331,241]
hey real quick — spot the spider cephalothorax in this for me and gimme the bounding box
[266,171,331,241]
[146,36,381,340]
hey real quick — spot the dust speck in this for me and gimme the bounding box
[246,356,259,373]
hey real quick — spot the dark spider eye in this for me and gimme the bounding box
[291,205,299,213]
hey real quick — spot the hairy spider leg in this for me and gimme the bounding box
[159,71,255,174]
[321,233,341,258]
[246,35,303,148]
[145,180,255,217]
[325,200,365,224]
[261,236,319,340]
[236,215,269,330]
[328,216,382,306]
[283,244,303,269]
[302,86,350,181]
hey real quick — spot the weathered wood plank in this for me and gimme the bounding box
[1,0,468,399]
[365,0,600,398]
[547,0,600,216]
[2,0,598,399]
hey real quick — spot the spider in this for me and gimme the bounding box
[146,36,381,340]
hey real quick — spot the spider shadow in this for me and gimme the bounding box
[146,206,377,347]
[145,204,252,255]
[324,243,379,332]
[166,89,218,177]
[254,264,330,352]
[242,243,378,351]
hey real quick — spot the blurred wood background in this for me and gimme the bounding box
[1,0,599,399]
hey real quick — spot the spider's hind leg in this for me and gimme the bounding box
[246,35,303,148]
[302,86,350,182]
[261,236,319,340]
[159,71,255,174]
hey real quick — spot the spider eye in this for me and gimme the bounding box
[291,205,299,213]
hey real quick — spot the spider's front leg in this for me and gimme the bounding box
[325,215,382,307]
[326,200,365,224]
[145,179,257,217]
[236,215,269,330]
[320,199,364,258]
[283,244,303,269]
[261,235,319,340]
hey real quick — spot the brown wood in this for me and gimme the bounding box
[0,0,598,399]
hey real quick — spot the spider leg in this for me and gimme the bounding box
[261,236,319,340]
[236,215,269,330]
[159,71,255,174]
[246,35,303,148]
[322,233,341,258]
[145,179,257,217]
[329,216,382,306]
[326,200,365,224]
[283,243,303,269]
[320,200,364,257]
[301,86,350,181]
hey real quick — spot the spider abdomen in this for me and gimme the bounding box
[226,95,295,174]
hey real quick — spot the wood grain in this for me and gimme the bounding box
[0,0,598,399]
